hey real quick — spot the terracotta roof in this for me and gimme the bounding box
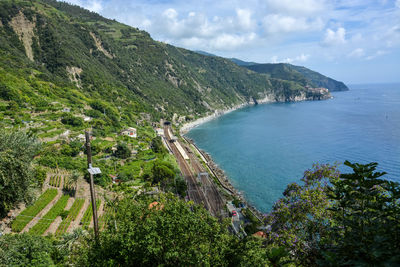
[148,201,164,210]
[252,231,267,238]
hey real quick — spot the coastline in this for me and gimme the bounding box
[178,92,332,220]
[179,102,252,134]
[183,135,265,221]
[179,100,267,221]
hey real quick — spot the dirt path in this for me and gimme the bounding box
[44,216,62,235]
[21,190,63,233]
[65,197,75,210]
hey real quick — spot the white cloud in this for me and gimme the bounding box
[236,9,255,31]
[321,27,346,46]
[396,0,400,8]
[269,53,310,64]
[348,48,365,57]
[263,14,323,34]
[63,0,103,13]
[265,0,327,15]
[210,33,257,50]
[366,50,388,60]
[283,53,310,63]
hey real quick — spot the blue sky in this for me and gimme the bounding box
[63,0,400,84]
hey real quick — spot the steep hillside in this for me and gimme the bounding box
[229,58,259,67]
[245,63,348,92]
[0,0,329,127]
[289,65,349,92]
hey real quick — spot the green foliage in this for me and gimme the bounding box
[266,164,340,265]
[11,189,58,232]
[34,166,47,186]
[244,63,348,92]
[321,161,400,265]
[0,129,41,216]
[81,194,235,266]
[29,194,70,235]
[61,113,84,127]
[0,233,55,266]
[114,142,130,159]
[151,160,175,185]
[56,198,85,236]
[60,140,82,157]
[150,136,166,154]
[80,199,101,230]
[267,162,400,266]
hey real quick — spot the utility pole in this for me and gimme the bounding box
[85,131,99,239]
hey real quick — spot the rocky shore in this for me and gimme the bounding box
[179,88,332,220]
[180,88,331,134]
[185,137,265,221]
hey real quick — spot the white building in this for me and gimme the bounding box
[121,127,137,138]
[155,128,164,136]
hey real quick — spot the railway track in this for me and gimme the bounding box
[164,126,226,217]
[164,126,210,212]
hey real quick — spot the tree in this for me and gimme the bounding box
[34,166,47,187]
[150,136,166,154]
[61,113,84,127]
[114,142,130,159]
[322,161,400,265]
[152,160,175,185]
[81,194,238,266]
[265,164,340,265]
[0,233,55,266]
[0,129,41,216]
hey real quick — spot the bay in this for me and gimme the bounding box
[186,84,400,212]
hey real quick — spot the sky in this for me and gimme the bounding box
[61,0,400,84]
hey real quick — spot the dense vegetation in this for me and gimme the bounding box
[1,158,399,265]
[0,0,332,128]
[0,129,41,217]
[1,1,398,266]
[245,63,349,92]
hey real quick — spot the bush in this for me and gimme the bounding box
[61,113,84,127]
[34,166,47,187]
[0,234,55,266]
[0,129,41,216]
[114,142,130,159]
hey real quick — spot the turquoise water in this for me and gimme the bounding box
[186,84,400,212]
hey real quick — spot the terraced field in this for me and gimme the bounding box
[29,195,70,235]
[81,200,101,230]
[56,198,85,236]
[11,189,58,232]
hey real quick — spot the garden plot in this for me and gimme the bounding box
[11,189,58,233]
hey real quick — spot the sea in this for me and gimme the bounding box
[186,83,400,213]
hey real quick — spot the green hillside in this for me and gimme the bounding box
[0,0,330,130]
[290,64,349,91]
[245,63,349,92]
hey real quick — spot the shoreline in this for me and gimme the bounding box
[183,135,265,221]
[179,100,267,220]
[179,101,252,134]
[178,93,333,220]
